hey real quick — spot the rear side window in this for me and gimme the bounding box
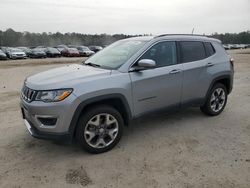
[180,41,206,63]
[204,42,215,57]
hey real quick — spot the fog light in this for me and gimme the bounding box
[37,117,57,126]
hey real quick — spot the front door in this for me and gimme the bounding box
[129,41,183,117]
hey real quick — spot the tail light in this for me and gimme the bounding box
[230,58,234,70]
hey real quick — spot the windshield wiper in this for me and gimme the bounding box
[84,62,100,68]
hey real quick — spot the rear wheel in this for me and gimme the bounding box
[76,105,123,154]
[200,83,228,116]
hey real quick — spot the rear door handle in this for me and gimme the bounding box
[169,69,182,74]
[206,62,214,67]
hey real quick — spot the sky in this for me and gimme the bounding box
[0,0,249,35]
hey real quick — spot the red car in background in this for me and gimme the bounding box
[61,48,80,57]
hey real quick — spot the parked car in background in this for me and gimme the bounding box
[7,48,27,59]
[77,46,95,57]
[223,44,230,50]
[231,44,239,49]
[89,46,103,52]
[45,47,61,57]
[29,49,47,58]
[0,49,7,60]
[35,47,47,52]
[17,47,32,57]
[61,48,80,57]
[230,44,247,49]
[56,45,68,52]
[238,44,247,49]
[0,47,10,54]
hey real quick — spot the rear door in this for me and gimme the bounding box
[130,41,183,117]
[179,41,214,105]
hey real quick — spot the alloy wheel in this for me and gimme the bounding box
[84,113,119,149]
[210,88,226,112]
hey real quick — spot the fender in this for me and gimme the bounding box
[68,93,132,137]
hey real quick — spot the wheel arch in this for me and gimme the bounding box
[205,75,232,101]
[68,94,132,138]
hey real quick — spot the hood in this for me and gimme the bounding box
[85,50,95,53]
[26,64,111,90]
[49,51,60,54]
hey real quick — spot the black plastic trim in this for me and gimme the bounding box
[205,75,232,102]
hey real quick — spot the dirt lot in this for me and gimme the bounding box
[0,51,249,188]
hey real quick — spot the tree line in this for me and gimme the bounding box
[211,31,250,44]
[0,28,136,47]
[0,28,249,47]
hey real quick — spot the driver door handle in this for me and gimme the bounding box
[206,62,214,67]
[169,69,182,74]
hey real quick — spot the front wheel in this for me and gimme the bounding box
[76,105,124,154]
[200,83,228,116]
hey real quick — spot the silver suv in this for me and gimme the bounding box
[20,34,234,153]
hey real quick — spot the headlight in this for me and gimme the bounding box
[35,89,73,102]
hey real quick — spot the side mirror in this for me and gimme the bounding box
[130,59,156,72]
[138,59,156,68]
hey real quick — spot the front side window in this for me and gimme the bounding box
[139,41,177,67]
[180,41,206,63]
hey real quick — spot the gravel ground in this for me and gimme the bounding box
[0,50,249,188]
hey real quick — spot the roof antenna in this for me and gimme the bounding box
[191,28,195,34]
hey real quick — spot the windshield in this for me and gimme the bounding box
[85,40,146,69]
[18,47,30,52]
[48,48,59,52]
[33,49,43,52]
[79,46,89,50]
[69,48,78,52]
[11,48,22,52]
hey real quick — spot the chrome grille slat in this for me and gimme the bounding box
[21,85,36,102]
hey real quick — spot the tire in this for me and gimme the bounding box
[76,105,124,154]
[200,83,228,116]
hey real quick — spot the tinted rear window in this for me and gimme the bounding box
[204,42,215,57]
[180,41,206,63]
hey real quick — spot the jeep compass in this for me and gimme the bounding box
[20,34,234,153]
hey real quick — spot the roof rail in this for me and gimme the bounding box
[154,34,208,38]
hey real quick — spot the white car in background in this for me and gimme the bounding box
[7,48,27,59]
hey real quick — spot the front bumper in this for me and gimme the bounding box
[23,118,71,141]
[20,92,79,141]
[0,55,7,60]
[11,55,27,59]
